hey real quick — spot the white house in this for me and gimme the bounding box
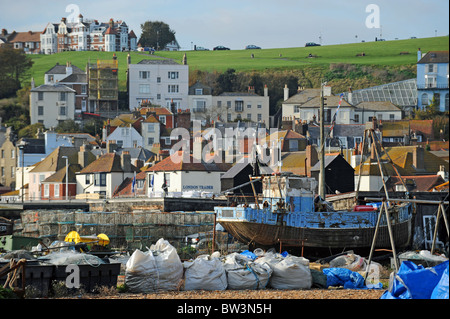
[44,62,85,85]
[352,101,403,123]
[128,59,189,111]
[76,151,137,198]
[210,86,270,125]
[146,152,231,197]
[105,125,143,148]
[40,14,137,53]
[141,114,161,150]
[40,22,59,54]
[29,84,76,129]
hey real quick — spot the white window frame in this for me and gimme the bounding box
[54,184,60,198]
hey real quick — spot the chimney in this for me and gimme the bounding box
[134,159,143,170]
[107,140,118,153]
[323,85,332,97]
[417,48,422,62]
[264,84,268,97]
[61,17,66,23]
[413,146,425,170]
[347,87,353,105]
[283,84,289,101]
[121,151,132,172]
[66,61,73,76]
[306,145,318,177]
[372,116,378,130]
[78,144,91,168]
[248,86,255,94]
[31,77,35,89]
[438,165,448,181]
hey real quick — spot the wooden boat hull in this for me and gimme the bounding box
[215,204,413,249]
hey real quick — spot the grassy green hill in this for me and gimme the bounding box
[28,36,448,90]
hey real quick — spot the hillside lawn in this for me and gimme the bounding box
[28,36,449,90]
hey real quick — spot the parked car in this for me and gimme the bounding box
[195,46,209,51]
[245,44,261,50]
[213,45,230,50]
[305,42,321,47]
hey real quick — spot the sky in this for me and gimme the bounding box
[1,0,448,50]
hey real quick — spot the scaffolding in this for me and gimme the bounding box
[87,57,119,115]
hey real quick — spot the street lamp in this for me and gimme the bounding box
[62,156,68,201]
[18,141,28,203]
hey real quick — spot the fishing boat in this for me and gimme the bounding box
[215,173,413,249]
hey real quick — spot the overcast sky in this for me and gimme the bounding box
[1,0,448,50]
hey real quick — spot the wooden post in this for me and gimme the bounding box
[384,200,399,272]
[211,212,217,254]
[365,198,399,282]
[365,198,385,281]
[431,202,450,254]
[249,175,259,209]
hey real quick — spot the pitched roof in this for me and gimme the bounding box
[42,163,82,183]
[139,107,173,116]
[58,73,87,83]
[263,130,306,144]
[279,151,307,175]
[30,84,76,93]
[128,30,137,38]
[311,154,354,171]
[354,146,449,176]
[78,153,137,174]
[300,95,353,108]
[417,51,449,64]
[355,101,401,112]
[142,114,160,123]
[381,120,433,138]
[387,175,446,192]
[137,59,180,65]
[105,27,116,35]
[146,151,231,172]
[45,63,85,75]
[283,88,321,104]
[30,147,78,173]
[9,31,40,43]
[113,171,147,197]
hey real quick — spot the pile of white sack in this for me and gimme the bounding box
[125,238,312,293]
[124,240,314,292]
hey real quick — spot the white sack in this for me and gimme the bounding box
[258,255,312,290]
[223,253,272,290]
[184,254,227,291]
[125,238,183,293]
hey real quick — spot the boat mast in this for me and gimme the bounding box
[319,81,326,200]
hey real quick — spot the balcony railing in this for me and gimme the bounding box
[417,83,449,89]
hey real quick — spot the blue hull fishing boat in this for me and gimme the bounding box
[215,174,413,249]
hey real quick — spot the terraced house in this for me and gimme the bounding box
[40,14,137,54]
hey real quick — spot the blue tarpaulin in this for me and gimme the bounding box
[323,268,367,289]
[381,260,449,299]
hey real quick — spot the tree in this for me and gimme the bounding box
[214,68,237,94]
[18,123,45,138]
[55,120,82,133]
[138,21,175,50]
[0,45,34,98]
